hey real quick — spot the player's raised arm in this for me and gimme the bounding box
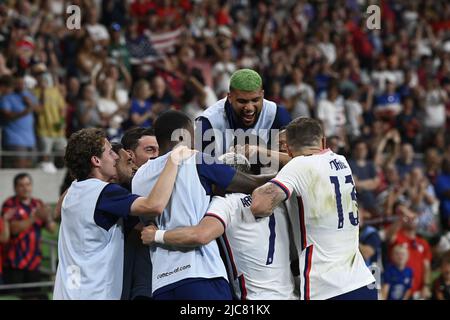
[130,146,197,216]
[225,171,275,195]
[141,216,224,247]
[250,181,288,218]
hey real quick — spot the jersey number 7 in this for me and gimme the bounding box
[330,175,359,229]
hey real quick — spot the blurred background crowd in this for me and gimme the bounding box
[0,0,450,299]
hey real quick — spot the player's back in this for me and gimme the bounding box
[132,152,227,294]
[276,149,375,299]
[54,179,124,299]
[208,193,297,299]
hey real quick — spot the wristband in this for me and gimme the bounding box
[154,230,166,244]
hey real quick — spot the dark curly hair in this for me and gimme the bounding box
[64,128,107,181]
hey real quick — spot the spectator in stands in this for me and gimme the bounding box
[97,77,126,139]
[1,173,56,299]
[396,143,423,179]
[382,243,413,300]
[407,167,439,237]
[129,79,154,128]
[149,75,174,114]
[282,67,315,119]
[387,204,432,299]
[395,96,421,147]
[94,59,132,108]
[359,209,382,267]
[435,158,450,232]
[85,6,110,48]
[348,139,380,216]
[64,76,81,136]
[0,208,14,285]
[121,127,159,167]
[0,74,40,168]
[432,249,450,300]
[317,83,346,139]
[108,23,131,72]
[76,84,104,129]
[424,147,442,185]
[182,68,217,121]
[380,163,408,218]
[76,35,103,84]
[373,128,401,169]
[422,77,448,138]
[374,79,402,119]
[343,88,364,143]
[32,63,67,173]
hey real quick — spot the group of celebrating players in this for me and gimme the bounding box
[53,69,377,300]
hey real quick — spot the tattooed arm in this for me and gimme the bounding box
[250,182,287,217]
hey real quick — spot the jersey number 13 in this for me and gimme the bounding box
[330,175,359,229]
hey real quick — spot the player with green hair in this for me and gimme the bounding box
[196,68,291,159]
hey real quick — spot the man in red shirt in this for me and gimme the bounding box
[0,209,14,284]
[1,173,56,298]
[388,204,432,299]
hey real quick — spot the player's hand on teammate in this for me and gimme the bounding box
[170,145,197,166]
[141,224,158,245]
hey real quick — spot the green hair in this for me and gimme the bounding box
[229,69,262,92]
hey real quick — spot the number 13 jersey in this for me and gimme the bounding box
[272,149,376,300]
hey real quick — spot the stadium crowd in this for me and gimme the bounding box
[0,0,450,299]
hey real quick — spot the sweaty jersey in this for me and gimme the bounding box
[132,152,231,294]
[272,149,375,300]
[207,193,297,300]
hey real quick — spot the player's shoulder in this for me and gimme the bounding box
[225,192,252,207]
[279,155,316,177]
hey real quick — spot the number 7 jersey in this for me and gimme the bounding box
[271,149,376,300]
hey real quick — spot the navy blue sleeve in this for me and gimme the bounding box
[195,116,214,153]
[272,106,292,129]
[196,152,236,194]
[95,184,140,219]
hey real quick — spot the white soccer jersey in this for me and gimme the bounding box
[53,179,124,300]
[132,152,228,294]
[207,193,298,300]
[272,149,375,300]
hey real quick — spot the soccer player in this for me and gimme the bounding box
[140,152,298,300]
[120,128,161,299]
[121,127,159,167]
[53,128,194,299]
[251,117,377,300]
[132,111,274,300]
[110,142,151,300]
[196,68,291,157]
